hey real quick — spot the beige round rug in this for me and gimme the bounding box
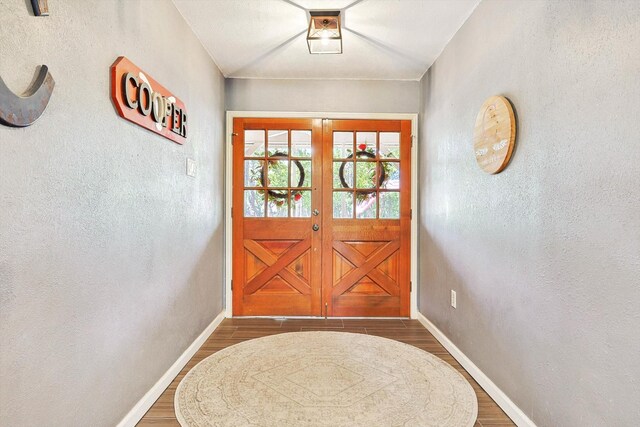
[175,331,477,426]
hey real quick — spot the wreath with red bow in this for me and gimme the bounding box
[338,144,393,202]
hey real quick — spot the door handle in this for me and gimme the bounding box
[312,224,320,231]
[313,209,320,216]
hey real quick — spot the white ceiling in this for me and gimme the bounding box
[173,0,480,81]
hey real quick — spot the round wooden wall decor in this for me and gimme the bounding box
[473,96,516,174]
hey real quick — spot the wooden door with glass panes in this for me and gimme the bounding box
[232,117,411,317]
[322,120,411,317]
[232,118,323,315]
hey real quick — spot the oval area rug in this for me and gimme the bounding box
[175,331,477,426]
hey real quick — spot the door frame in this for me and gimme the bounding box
[225,111,419,318]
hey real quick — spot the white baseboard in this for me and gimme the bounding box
[117,311,226,427]
[415,312,536,427]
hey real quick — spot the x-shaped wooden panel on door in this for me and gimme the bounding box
[331,240,401,297]
[243,237,312,296]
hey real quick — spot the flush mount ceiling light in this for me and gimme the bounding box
[307,11,342,54]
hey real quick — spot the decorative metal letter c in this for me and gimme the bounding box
[0,65,55,128]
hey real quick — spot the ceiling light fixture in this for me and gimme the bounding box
[307,11,342,54]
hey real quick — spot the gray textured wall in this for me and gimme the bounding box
[418,1,640,425]
[0,1,225,425]
[226,78,420,113]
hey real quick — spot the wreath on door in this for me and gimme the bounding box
[250,152,305,205]
[338,144,393,202]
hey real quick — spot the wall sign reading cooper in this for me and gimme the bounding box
[111,56,187,144]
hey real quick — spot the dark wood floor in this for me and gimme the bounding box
[138,318,514,427]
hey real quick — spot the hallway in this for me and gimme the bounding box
[2,0,639,425]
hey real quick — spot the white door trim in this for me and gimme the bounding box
[225,111,419,318]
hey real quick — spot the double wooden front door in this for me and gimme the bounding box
[232,118,411,317]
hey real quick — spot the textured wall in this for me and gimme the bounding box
[418,1,640,425]
[0,1,225,425]
[226,78,420,113]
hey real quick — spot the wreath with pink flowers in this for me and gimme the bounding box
[249,152,305,206]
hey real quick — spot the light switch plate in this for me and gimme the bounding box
[451,290,457,309]
[186,158,196,177]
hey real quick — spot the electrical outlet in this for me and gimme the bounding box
[451,290,457,308]
[186,158,196,177]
